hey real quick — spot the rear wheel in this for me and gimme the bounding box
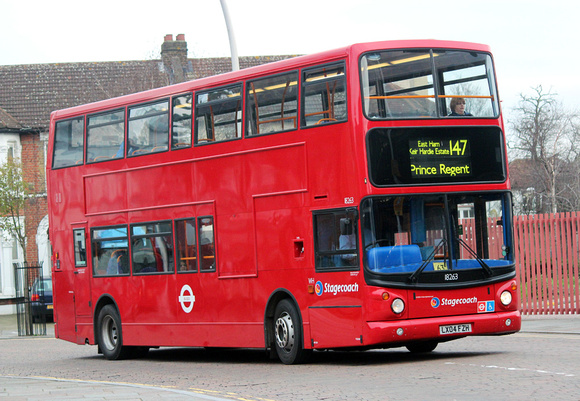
[273,299,311,364]
[96,305,132,360]
[406,340,438,353]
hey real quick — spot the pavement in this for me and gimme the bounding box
[1,313,579,400]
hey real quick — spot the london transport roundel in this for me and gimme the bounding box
[179,285,195,313]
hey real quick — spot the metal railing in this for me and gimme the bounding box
[13,262,46,336]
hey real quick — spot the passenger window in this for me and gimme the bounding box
[313,209,358,270]
[175,218,197,272]
[302,63,347,127]
[198,216,216,272]
[437,51,499,117]
[128,100,169,156]
[53,117,84,168]
[246,72,298,135]
[361,50,436,119]
[87,110,125,163]
[91,226,129,276]
[73,229,87,267]
[131,221,174,274]
[172,93,193,149]
[195,84,242,144]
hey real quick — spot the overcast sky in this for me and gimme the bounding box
[1,0,579,125]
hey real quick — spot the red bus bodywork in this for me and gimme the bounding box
[47,40,520,364]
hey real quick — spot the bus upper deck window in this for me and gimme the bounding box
[360,49,499,119]
[361,50,436,119]
[128,100,170,156]
[195,84,242,144]
[53,117,84,168]
[246,72,298,136]
[172,93,193,149]
[302,63,347,127]
[436,51,499,118]
[87,110,125,163]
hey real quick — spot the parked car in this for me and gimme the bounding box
[31,277,53,322]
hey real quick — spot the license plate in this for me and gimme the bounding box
[47,305,53,310]
[439,323,472,335]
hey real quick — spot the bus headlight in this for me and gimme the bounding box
[391,298,405,314]
[500,290,512,306]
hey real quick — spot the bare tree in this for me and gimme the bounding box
[508,86,580,213]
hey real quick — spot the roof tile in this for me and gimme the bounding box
[0,56,295,130]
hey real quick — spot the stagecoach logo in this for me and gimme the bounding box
[315,281,324,296]
[179,284,196,313]
[315,280,359,296]
[431,296,478,308]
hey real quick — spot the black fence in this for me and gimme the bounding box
[13,263,47,336]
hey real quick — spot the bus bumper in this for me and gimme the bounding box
[365,310,521,346]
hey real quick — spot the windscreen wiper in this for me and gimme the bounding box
[456,238,493,277]
[408,239,446,283]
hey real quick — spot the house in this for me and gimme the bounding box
[0,34,295,312]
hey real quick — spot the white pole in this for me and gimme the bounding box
[220,0,240,71]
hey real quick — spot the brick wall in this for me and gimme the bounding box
[20,132,48,265]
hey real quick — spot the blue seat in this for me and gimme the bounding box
[368,245,423,272]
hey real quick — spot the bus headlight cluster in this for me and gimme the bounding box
[500,290,512,306]
[391,298,405,314]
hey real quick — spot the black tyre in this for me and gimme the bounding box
[273,299,311,364]
[406,340,438,353]
[96,305,132,360]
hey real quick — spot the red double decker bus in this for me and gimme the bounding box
[47,40,520,364]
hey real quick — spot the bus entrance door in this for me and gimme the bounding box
[72,226,92,343]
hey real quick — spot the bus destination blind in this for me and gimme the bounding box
[409,139,472,179]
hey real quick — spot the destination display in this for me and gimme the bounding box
[366,127,506,186]
[409,138,471,179]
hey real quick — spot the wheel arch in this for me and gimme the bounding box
[263,288,304,350]
[93,293,119,344]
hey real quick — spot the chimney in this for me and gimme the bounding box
[161,34,189,84]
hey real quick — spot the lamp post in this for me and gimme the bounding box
[220,0,239,71]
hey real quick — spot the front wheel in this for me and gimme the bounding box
[273,299,311,364]
[96,305,132,360]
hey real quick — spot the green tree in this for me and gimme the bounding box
[0,158,30,263]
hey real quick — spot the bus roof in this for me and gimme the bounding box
[49,39,491,121]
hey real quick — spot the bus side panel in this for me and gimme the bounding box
[121,322,265,348]
[309,306,363,348]
[217,212,256,277]
[84,173,127,215]
[254,193,308,271]
[116,273,265,348]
